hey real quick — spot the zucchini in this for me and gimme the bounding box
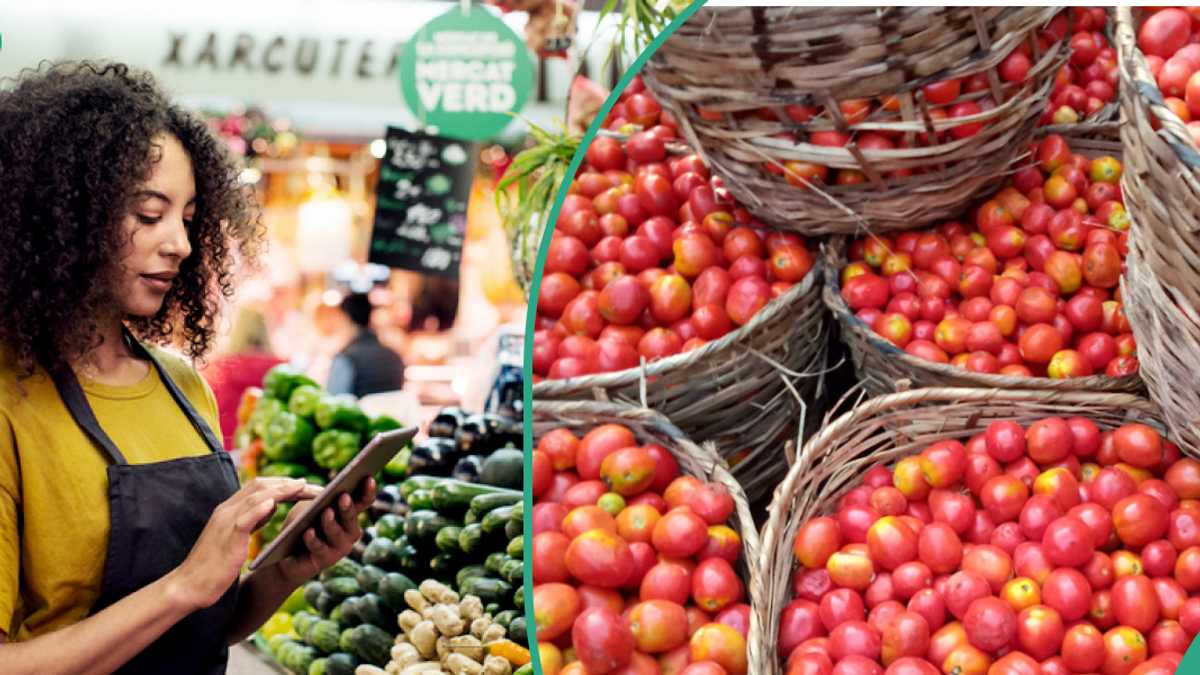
[506,536,523,558]
[485,602,501,616]
[463,509,480,525]
[355,565,385,594]
[399,475,441,500]
[394,542,422,573]
[405,510,454,542]
[436,526,463,553]
[485,552,508,574]
[480,449,523,489]
[356,593,388,628]
[324,652,359,675]
[482,506,515,535]
[319,558,362,582]
[308,657,327,675]
[429,553,456,579]
[500,558,523,585]
[303,581,325,611]
[361,537,396,568]
[306,619,341,654]
[338,628,355,653]
[456,564,488,589]
[292,611,318,639]
[510,499,524,523]
[459,577,512,605]
[328,604,344,626]
[323,577,360,604]
[468,491,522,518]
[378,572,418,610]
[374,513,405,540]
[459,524,486,554]
[336,597,362,627]
[431,479,512,512]
[493,610,517,630]
[348,624,392,666]
[314,590,335,617]
[504,519,522,540]
[405,488,436,511]
[513,584,524,611]
[509,616,527,645]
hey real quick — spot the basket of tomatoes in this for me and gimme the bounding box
[822,131,1145,397]
[641,6,1067,235]
[533,77,831,502]
[1113,6,1200,456]
[1038,8,1121,132]
[756,386,1197,675]
[530,400,761,675]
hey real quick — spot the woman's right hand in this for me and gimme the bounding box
[170,477,321,612]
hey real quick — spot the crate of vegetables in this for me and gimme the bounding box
[642,6,1066,235]
[1113,6,1200,456]
[530,400,761,675]
[756,387,1197,675]
[823,130,1144,397]
[532,77,831,502]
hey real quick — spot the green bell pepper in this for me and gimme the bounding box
[262,364,318,402]
[261,502,293,543]
[260,462,310,478]
[312,429,361,471]
[287,384,324,420]
[250,398,285,440]
[368,415,403,436]
[314,395,369,432]
[382,446,411,480]
[263,411,315,462]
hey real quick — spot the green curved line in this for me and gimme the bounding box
[521,1,707,672]
[1181,631,1200,672]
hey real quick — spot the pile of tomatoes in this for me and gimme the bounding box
[534,77,815,381]
[838,133,1138,380]
[1042,9,1119,126]
[1136,7,1200,147]
[530,423,751,675]
[780,417,1200,675]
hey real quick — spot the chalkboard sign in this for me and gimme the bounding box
[368,127,474,277]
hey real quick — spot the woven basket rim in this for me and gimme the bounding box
[821,238,1144,392]
[533,257,824,395]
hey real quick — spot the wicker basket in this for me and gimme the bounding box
[1114,6,1200,455]
[532,399,763,669]
[642,6,1066,235]
[534,262,830,502]
[755,387,1167,674]
[821,125,1144,397]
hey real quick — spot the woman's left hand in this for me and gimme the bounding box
[271,477,377,585]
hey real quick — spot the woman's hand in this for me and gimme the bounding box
[171,477,321,612]
[268,478,377,586]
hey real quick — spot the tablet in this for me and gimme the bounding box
[250,426,418,571]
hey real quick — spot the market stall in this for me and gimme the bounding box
[524,6,1200,675]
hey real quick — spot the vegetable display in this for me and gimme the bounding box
[530,422,751,675]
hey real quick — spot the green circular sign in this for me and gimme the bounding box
[399,6,535,141]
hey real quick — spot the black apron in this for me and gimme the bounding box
[48,334,240,674]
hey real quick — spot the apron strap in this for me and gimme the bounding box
[46,361,129,465]
[124,329,226,455]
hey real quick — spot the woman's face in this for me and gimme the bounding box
[115,133,196,318]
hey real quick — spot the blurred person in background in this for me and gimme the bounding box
[201,304,285,450]
[326,292,405,397]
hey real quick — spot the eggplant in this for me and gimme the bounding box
[451,454,485,483]
[376,484,404,505]
[429,407,467,439]
[455,413,508,454]
[407,437,458,476]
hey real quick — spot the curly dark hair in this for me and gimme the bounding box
[0,61,264,376]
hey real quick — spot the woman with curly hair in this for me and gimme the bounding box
[0,62,375,673]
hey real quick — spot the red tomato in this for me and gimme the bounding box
[962,596,1016,653]
[944,571,991,620]
[1103,625,1149,675]
[1112,576,1161,635]
[629,599,688,653]
[1113,494,1169,548]
[692,558,742,613]
[640,561,691,605]
[1042,516,1095,567]
[1015,604,1065,660]
[652,507,709,558]
[794,516,843,569]
[573,607,635,673]
[577,424,638,480]
[534,582,582,640]
[1043,567,1092,621]
[779,599,826,657]
[690,622,748,675]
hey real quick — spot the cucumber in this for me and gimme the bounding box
[336,597,362,627]
[493,610,517,630]
[482,506,515,535]
[323,577,360,604]
[468,491,522,518]
[338,628,355,653]
[348,624,392,666]
[510,499,524,523]
[394,542,422,573]
[314,590,335,616]
[514,584,524,611]
[328,604,344,626]
[324,652,359,675]
[459,524,486,555]
[435,526,463,553]
[505,519,522,540]
[378,572,417,610]
[356,593,388,628]
[456,564,489,589]
[500,558,523,585]
[506,536,523,558]
[485,602,501,616]
[405,510,454,542]
[485,552,508,574]
[431,479,513,512]
[308,657,327,675]
[319,558,362,582]
[361,537,396,568]
[463,509,480,525]
[303,581,325,610]
[481,449,523,489]
[399,475,441,500]
[306,619,341,654]
[429,553,456,579]
[459,577,512,605]
[405,488,436,511]
[509,616,528,645]
[374,513,406,540]
[355,565,385,594]
[292,611,318,639]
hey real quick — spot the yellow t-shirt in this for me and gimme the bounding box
[0,347,223,640]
